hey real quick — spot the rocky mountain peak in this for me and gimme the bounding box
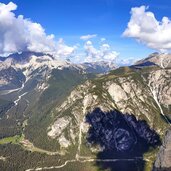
[134,53,171,68]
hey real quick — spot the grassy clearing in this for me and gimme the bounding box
[0,135,24,145]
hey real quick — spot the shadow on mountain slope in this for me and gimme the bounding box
[85,108,161,171]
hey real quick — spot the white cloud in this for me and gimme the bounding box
[55,38,76,58]
[0,2,75,58]
[100,38,106,42]
[123,6,171,51]
[80,34,97,40]
[0,2,118,62]
[82,40,119,63]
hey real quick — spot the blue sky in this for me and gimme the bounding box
[1,0,171,64]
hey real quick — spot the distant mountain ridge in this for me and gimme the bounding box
[134,52,171,68]
[79,61,116,74]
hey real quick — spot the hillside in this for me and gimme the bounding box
[0,52,171,171]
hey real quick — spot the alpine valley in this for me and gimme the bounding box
[0,52,171,171]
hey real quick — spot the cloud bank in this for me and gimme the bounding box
[74,41,119,63]
[0,2,75,57]
[0,2,118,63]
[123,6,171,51]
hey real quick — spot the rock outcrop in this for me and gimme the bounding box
[48,66,171,151]
[153,128,171,171]
[135,53,171,69]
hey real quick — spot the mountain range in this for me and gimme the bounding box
[0,52,170,171]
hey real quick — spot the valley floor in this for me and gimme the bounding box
[0,119,157,171]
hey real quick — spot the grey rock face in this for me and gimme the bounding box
[135,53,171,69]
[153,128,171,171]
